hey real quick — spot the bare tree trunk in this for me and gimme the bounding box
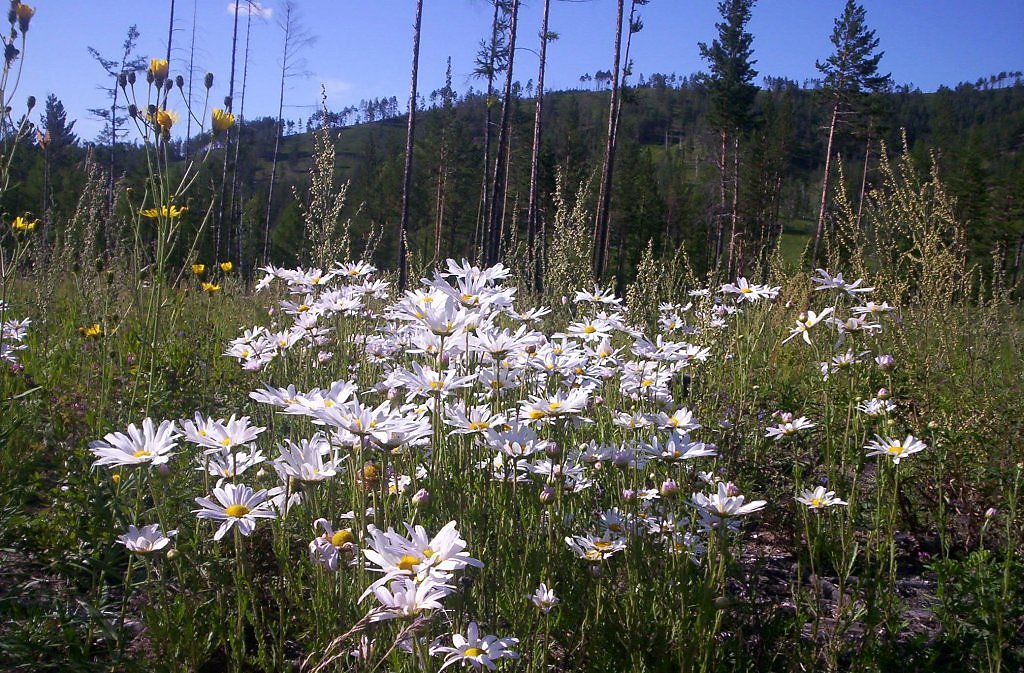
[231,6,253,272]
[486,0,520,266]
[434,157,447,260]
[811,101,839,269]
[165,0,175,63]
[727,134,740,275]
[184,0,197,161]
[856,135,870,230]
[216,0,241,262]
[592,0,625,281]
[712,128,727,273]
[398,0,424,291]
[474,0,502,262]
[433,59,454,262]
[526,0,551,289]
[107,84,117,217]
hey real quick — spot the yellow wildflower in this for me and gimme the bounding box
[211,108,235,134]
[78,324,103,338]
[191,263,206,276]
[11,215,37,231]
[149,58,169,82]
[140,205,187,219]
[150,108,178,133]
[202,282,221,294]
[219,261,233,273]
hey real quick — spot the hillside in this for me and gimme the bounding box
[9,79,1024,281]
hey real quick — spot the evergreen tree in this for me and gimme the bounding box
[37,95,78,224]
[810,0,891,267]
[699,0,757,274]
[39,94,77,154]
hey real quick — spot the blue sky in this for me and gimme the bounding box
[17,0,1024,140]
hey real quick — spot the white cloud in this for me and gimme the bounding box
[226,1,273,19]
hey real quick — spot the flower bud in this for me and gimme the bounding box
[588,563,603,578]
[412,488,431,507]
[175,75,185,89]
[539,484,555,505]
[166,548,180,561]
[660,478,679,498]
[127,104,138,119]
[877,387,890,400]
[985,507,997,519]
[544,441,561,459]
[118,72,128,89]
[612,450,631,469]
[128,71,137,86]
[204,72,214,89]
[875,354,895,369]
[622,488,636,502]
[927,420,938,429]
[26,95,35,110]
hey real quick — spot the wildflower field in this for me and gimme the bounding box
[4,236,1023,672]
[2,3,1024,673]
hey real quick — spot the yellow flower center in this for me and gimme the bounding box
[740,287,752,293]
[225,504,250,518]
[583,325,597,334]
[398,554,420,571]
[423,547,435,559]
[888,445,904,455]
[469,421,488,431]
[529,410,545,420]
[132,450,151,459]
[464,648,484,658]
[810,497,823,507]
[220,438,233,447]
[592,540,613,550]
[298,304,310,312]
[548,401,562,411]
[331,530,353,547]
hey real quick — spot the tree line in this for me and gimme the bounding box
[4,0,1022,290]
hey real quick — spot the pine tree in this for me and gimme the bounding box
[698,0,757,275]
[810,0,891,268]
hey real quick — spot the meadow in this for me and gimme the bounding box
[2,4,1023,673]
[3,172,1023,672]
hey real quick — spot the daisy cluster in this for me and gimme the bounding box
[87,259,933,669]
